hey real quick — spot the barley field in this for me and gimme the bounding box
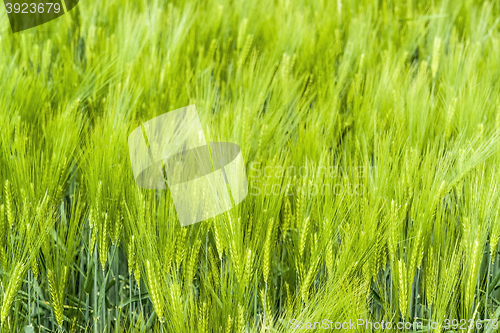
[1,0,500,332]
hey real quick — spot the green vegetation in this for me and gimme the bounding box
[2,0,500,331]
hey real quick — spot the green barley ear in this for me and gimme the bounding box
[212,218,225,261]
[296,178,305,226]
[175,227,187,268]
[237,303,244,333]
[238,35,253,67]
[418,60,428,81]
[243,249,253,288]
[244,213,253,244]
[444,98,457,140]
[208,247,221,290]
[145,259,164,320]
[431,37,441,80]
[4,180,14,229]
[26,223,39,278]
[133,260,141,287]
[96,181,102,215]
[36,192,50,229]
[0,204,6,269]
[89,209,97,253]
[0,204,4,235]
[282,197,291,238]
[409,226,423,281]
[127,235,136,276]
[490,208,500,263]
[168,279,182,323]
[114,210,123,244]
[301,255,320,303]
[466,239,480,309]
[48,269,64,327]
[55,185,64,206]
[186,238,201,287]
[263,218,274,285]
[198,301,208,333]
[398,259,408,318]
[99,212,108,270]
[299,217,310,259]
[236,18,248,51]
[225,314,232,333]
[477,123,484,143]
[61,265,69,301]
[1,262,26,325]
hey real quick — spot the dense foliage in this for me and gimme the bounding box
[2,0,500,331]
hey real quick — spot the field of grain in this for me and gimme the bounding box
[1,0,500,332]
